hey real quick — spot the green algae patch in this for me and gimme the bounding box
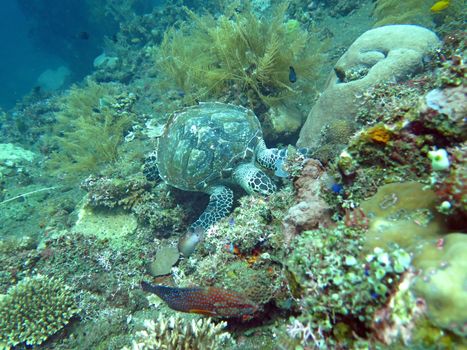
[73,205,138,249]
[360,182,449,253]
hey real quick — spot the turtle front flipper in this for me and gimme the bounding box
[191,185,234,231]
[233,163,276,195]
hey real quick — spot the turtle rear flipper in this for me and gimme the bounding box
[191,185,234,231]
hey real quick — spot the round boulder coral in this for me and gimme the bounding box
[412,233,467,337]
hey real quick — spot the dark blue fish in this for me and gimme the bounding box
[331,183,343,194]
[289,66,297,83]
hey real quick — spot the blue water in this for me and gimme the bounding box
[0,1,65,109]
[0,0,166,110]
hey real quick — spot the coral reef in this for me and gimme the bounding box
[201,188,294,255]
[0,275,79,348]
[323,46,465,210]
[178,187,296,313]
[81,174,186,236]
[285,223,412,347]
[123,315,234,350]
[1,1,465,349]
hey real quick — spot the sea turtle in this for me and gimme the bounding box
[153,102,302,255]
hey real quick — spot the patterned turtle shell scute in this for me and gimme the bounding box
[157,102,263,191]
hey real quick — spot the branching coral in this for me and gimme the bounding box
[0,275,79,348]
[124,315,233,350]
[155,2,324,108]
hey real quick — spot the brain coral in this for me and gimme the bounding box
[0,275,79,348]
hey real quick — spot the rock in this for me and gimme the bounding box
[0,143,36,178]
[147,245,180,277]
[282,159,333,243]
[264,104,304,140]
[93,53,119,70]
[297,25,440,161]
[423,85,467,136]
[0,143,36,164]
[37,66,71,91]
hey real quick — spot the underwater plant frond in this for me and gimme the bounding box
[372,0,463,27]
[154,1,325,107]
[46,79,134,181]
[256,33,280,84]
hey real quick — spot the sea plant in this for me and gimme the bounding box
[46,79,134,181]
[155,2,324,109]
[373,0,464,28]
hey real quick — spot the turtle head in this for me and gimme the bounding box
[178,226,204,257]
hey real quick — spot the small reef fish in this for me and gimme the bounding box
[430,0,450,12]
[141,281,258,319]
[289,66,297,83]
[77,31,90,40]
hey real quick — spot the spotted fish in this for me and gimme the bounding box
[141,281,257,318]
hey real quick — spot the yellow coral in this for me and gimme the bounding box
[365,125,392,144]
